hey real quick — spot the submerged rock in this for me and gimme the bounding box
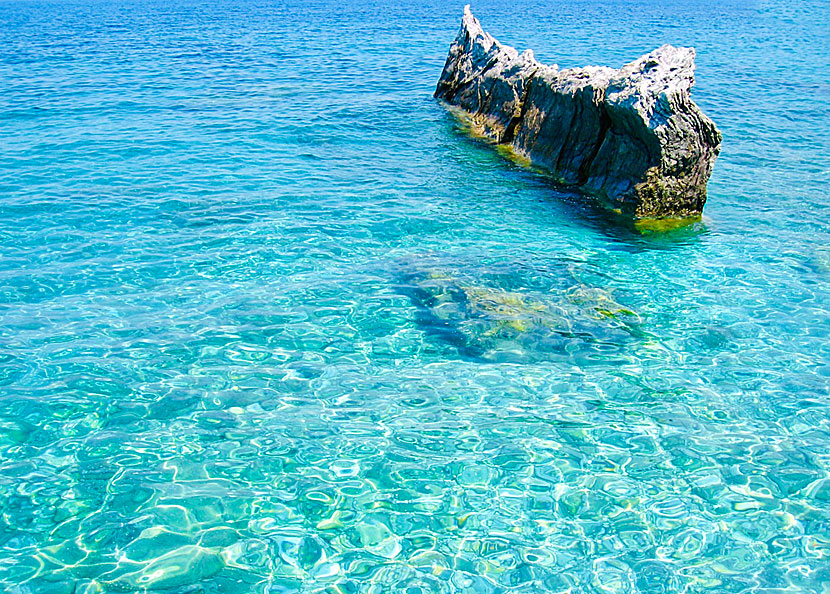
[398,263,645,363]
[435,6,722,219]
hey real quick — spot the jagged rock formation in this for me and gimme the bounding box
[435,6,722,219]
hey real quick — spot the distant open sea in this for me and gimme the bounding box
[1,0,829,592]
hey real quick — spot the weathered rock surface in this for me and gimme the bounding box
[435,6,722,219]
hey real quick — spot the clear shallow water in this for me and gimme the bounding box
[1,0,829,591]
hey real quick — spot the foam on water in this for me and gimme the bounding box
[1,0,829,592]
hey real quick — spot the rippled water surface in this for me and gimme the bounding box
[1,0,829,592]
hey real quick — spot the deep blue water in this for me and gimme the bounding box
[1,0,829,592]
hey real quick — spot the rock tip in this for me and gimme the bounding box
[461,5,476,27]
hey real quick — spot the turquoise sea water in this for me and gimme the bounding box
[1,0,830,592]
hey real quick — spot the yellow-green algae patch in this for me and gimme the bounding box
[634,214,704,234]
[445,105,504,143]
[565,285,643,324]
[495,143,534,168]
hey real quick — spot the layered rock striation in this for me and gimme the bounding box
[435,6,722,219]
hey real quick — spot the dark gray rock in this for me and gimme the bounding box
[435,6,722,219]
